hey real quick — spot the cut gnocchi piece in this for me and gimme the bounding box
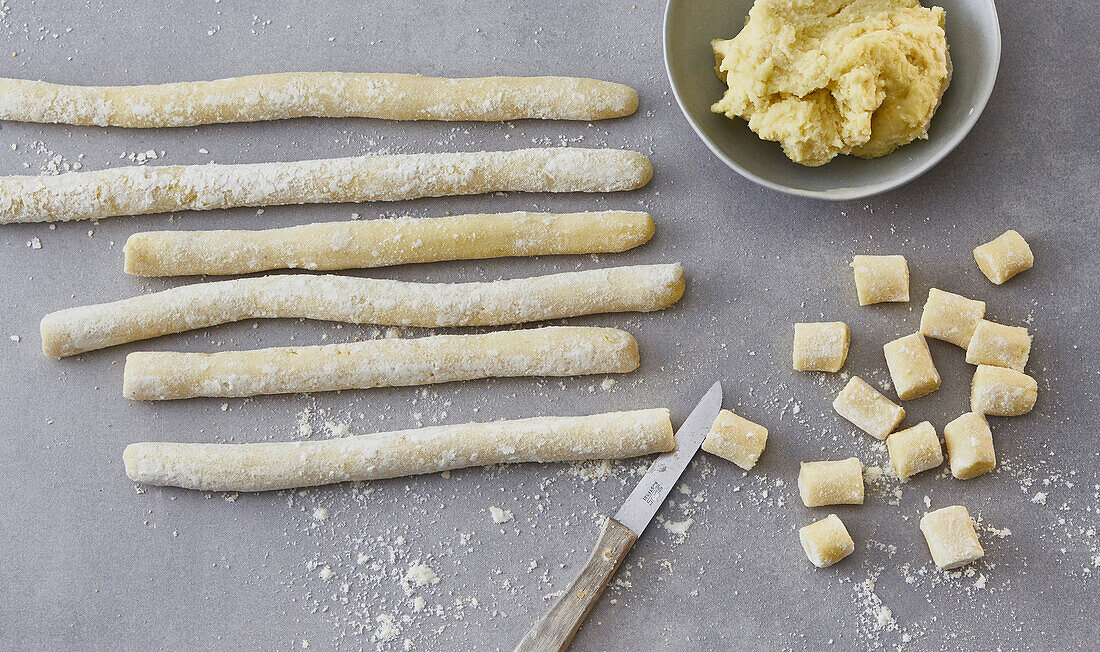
[974,230,1033,285]
[798,457,864,507]
[965,319,1031,372]
[944,412,996,480]
[971,365,1038,416]
[920,505,984,569]
[701,409,767,471]
[886,421,943,481]
[851,255,909,305]
[883,332,941,400]
[799,514,855,568]
[919,288,986,349]
[792,322,850,372]
[832,376,906,440]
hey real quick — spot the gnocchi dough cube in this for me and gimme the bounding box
[944,412,996,480]
[887,421,942,481]
[799,514,855,568]
[832,376,906,440]
[965,319,1031,372]
[701,409,767,471]
[851,255,909,305]
[920,505,984,569]
[919,288,986,349]
[974,230,1033,285]
[798,457,864,506]
[971,365,1038,416]
[792,322,850,372]
[883,332,941,400]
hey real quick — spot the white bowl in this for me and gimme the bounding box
[664,0,1001,200]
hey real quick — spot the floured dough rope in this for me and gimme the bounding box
[123,408,674,492]
[122,326,640,400]
[0,73,639,127]
[0,148,653,224]
[41,264,685,357]
[124,210,655,277]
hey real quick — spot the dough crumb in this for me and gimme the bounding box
[875,605,893,629]
[489,506,514,524]
[325,421,350,437]
[405,562,439,587]
[374,614,399,641]
[663,518,693,537]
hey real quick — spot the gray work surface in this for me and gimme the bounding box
[1,2,1097,650]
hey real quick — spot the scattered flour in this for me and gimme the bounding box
[567,459,616,482]
[296,409,314,438]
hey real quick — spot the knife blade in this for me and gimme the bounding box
[613,380,723,536]
[514,381,723,652]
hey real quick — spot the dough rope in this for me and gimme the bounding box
[41,264,685,358]
[0,73,639,127]
[123,408,674,492]
[124,210,655,277]
[0,148,653,224]
[122,326,640,400]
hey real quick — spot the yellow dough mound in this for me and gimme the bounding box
[711,0,951,167]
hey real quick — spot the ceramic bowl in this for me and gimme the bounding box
[664,0,1001,200]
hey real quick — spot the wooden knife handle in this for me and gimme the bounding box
[514,517,638,652]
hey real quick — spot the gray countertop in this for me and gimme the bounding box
[1,2,1097,650]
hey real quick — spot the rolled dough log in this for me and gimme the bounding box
[41,264,685,357]
[122,326,639,400]
[0,148,653,224]
[0,73,639,127]
[123,408,673,492]
[124,210,655,276]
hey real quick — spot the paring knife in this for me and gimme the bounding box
[514,381,723,652]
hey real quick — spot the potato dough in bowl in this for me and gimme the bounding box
[711,0,951,167]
